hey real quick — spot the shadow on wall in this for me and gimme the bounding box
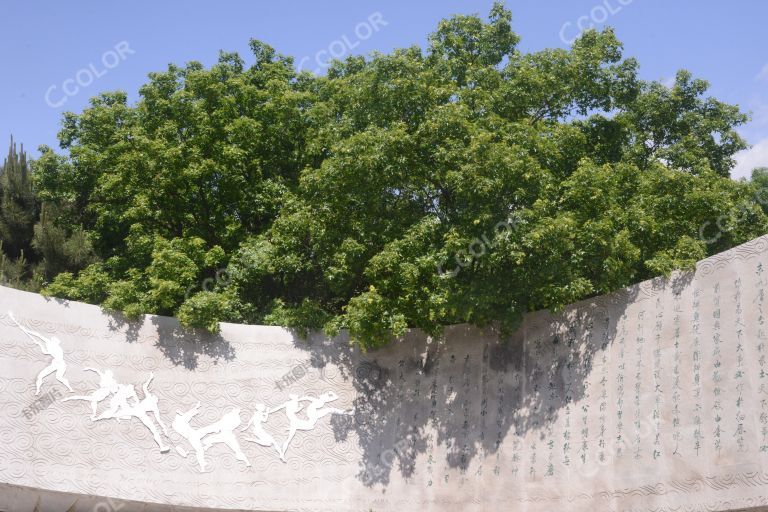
[105,311,236,370]
[97,270,692,487]
[288,271,692,487]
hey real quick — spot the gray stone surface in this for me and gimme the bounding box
[2,236,768,511]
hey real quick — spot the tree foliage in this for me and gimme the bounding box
[0,137,96,290]
[0,137,36,261]
[33,4,767,348]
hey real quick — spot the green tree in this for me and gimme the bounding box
[37,3,767,348]
[0,137,37,287]
[39,43,315,317]
[0,137,36,260]
[0,137,97,290]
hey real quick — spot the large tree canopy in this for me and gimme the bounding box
[34,4,767,348]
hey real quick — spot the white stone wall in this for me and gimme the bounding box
[2,236,768,512]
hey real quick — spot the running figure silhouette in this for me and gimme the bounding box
[270,391,352,460]
[242,403,284,461]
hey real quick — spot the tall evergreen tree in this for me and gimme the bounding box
[0,136,96,290]
[0,136,37,260]
[0,136,38,287]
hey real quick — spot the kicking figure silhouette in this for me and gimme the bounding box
[63,368,119,420]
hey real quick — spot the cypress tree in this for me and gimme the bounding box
[0,136,37,259]
[0,136,96,290]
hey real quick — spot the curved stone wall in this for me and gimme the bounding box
[2,235,768,511]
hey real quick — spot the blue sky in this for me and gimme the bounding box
[1,1,766,179]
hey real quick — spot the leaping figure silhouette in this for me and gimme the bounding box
[9,311,73,395]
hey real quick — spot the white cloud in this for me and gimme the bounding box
[733,137,768,180]
[758,63,768,83]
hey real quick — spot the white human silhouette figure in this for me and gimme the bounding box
[96,382,139,421]
[172,402,210,472]
[103,373,170,453]
[272,391,352,459]
[172,403,250,472]
[242,404,284,461]
[9,311,73,395]
[63,368,119,420]
[202,408,251,467]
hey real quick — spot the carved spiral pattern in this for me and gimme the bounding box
[2,234,768,511]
